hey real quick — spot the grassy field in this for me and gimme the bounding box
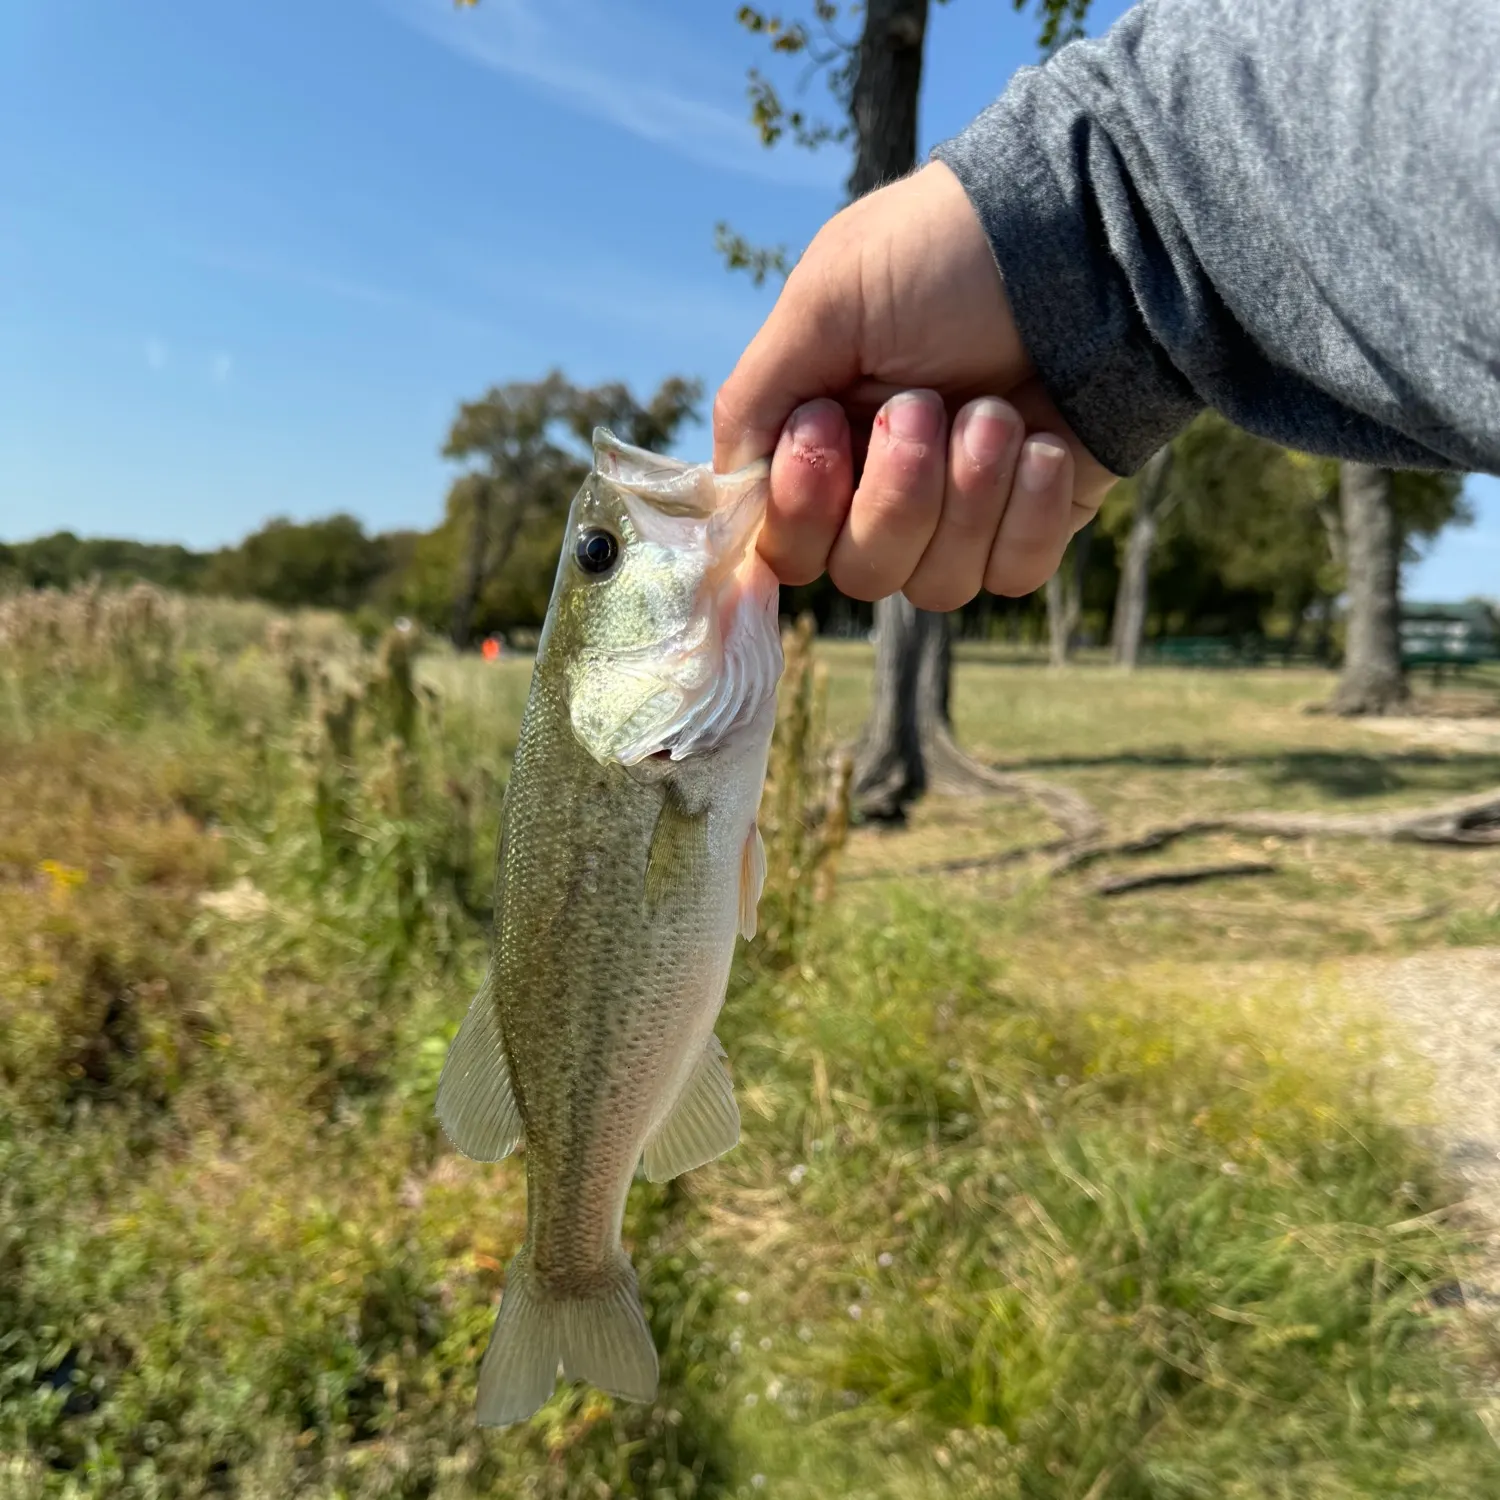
[4,589,1500,1498]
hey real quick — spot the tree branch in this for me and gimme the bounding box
[1092,861,1277,897]
[1054,786,1500,875]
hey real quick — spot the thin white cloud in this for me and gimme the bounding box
[144,338,168,372]
[182,242,501,340]
[211,352,234,384]
[382,0,838,189]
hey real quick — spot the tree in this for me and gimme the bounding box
[1093,416,1469,682]
[1331,463,1407,714]
[442,371,577,650]
[1330,462,1469,715]
[1097,415,1347,660]
[204,514,389,611]
[0,532,211,594]
[439,372,702,647]
[1109,446,1174,668]
[1044,517,1097,666]
[729,0,1094,821]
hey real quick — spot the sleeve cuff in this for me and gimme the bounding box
[931,69,1202,477]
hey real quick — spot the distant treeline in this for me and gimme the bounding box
[0,519,419,625]
[0,515,1296,650]
[0,371,1477,654]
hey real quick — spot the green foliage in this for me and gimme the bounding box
[756,613,853,961]
[435,370,703,643]
[205,513,395,612]
[713,223,792,287]
[1097,414,1476,646]
[719,0,1096,278]
[0,531,210,594]
[717,898,1500,1497]
[1391,467,1472,556]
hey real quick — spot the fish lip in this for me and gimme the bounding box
[593,425,772,531]
[593,426,717,518]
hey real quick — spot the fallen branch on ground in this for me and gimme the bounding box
[1055,785,1500,875]
[844,784,1500,888]
[1092,861,1277,897]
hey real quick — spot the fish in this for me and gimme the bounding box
[435,428,783,1427]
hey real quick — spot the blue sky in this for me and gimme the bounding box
[1,0,1494,600]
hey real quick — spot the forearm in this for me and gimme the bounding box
[934,0,1500,476]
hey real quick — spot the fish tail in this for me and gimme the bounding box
[476,1246,659,1427]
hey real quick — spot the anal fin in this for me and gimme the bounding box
[436,968,524,1161]
[738,821,766,941]
[641,1036,740,1183]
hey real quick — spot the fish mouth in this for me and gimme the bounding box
[594,428,718,517]
[593,426,771,562]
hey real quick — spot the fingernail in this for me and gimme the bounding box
[959,398,1015,468]
[882,391,942,445]
[785,398,840,453]
[1017,438,1066,491]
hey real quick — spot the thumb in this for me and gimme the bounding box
[712,229,863,473]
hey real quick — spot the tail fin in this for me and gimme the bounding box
[476,1247,659,1427]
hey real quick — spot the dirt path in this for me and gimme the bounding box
[1351,946,1500,1432]
[1363,948,1500,1228]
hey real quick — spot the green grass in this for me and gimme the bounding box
[2,591,1498,1498]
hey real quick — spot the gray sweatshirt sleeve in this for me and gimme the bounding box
[931,0,1500,477]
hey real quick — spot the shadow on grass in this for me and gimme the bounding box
[988,749,1500,800]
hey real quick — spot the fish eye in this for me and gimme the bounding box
[575,526,620,577]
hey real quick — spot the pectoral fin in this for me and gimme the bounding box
[644,790,709,916]
[738,822,766,941]
[641,1036,740,1182]
[436,968,524,1161]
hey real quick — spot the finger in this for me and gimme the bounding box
[1003,376,1120,532]
[712,226,861,473]
[902,396,1022,612]
[761,399,854,586]
[827,390,947,602]
[983,436,1075,597]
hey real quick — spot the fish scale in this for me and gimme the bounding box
[435,428,781,1426]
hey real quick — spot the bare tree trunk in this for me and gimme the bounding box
[1044,573,1073,668]
[1044,518,1096,667]
[1312,590,1336,665]
[846,0,938,819]
[853,598,936,818]
[1110,445,1174,669]
[450,480,492,650]
[1331,462,1410,715]
[845,0,929,200]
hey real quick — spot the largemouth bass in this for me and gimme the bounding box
[436,428,782,1427]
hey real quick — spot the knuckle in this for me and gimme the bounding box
[904,574,970,613]
[985,553,1052,599]
[828,553,895,604]
[856,472,944,542]
[761,540,826,589]
[940,492,1006,545]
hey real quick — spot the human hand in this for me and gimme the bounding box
[713,161,1118,608]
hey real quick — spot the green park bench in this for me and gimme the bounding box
[1146,636,1266,667]
[1400,601,1500,673]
